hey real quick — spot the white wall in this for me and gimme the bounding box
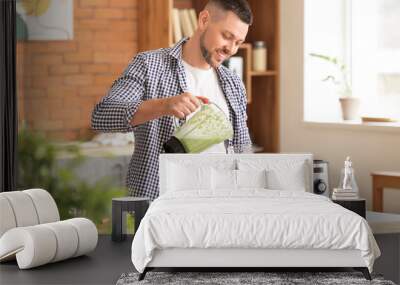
[280,0,400,213]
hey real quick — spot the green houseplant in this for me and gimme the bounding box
[309,53,360,120]
[17,127,128,233]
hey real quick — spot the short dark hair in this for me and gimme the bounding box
[207,0,253,25]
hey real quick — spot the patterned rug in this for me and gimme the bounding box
[116,271,396,285]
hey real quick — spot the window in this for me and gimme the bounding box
[304,0,400,122]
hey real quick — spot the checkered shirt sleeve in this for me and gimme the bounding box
[91,55,146,133]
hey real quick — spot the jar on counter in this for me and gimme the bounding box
[252,41,267,72]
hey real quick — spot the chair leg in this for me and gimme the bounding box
[354,267,372,280]
[138,268,148,281]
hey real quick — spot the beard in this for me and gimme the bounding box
[199,30,229,68]
[200,31,214,67]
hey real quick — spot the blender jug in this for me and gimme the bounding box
[163,102,233,153]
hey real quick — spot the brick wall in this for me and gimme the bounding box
[18,0,138,141]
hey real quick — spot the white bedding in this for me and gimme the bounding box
[131,190,380,273]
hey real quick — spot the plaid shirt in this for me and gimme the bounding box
[91,38,251,200]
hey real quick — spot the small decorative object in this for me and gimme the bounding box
[252,41,267,72]
[332,156,359,200]
[313,160,330,197]
[309,53,360,120]
[223,56,243,81]
[361,116,398,123]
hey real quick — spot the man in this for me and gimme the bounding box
[91,0,253,200]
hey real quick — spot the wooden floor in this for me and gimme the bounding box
[0,235,134,285]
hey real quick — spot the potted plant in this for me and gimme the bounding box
[310,53,360,120]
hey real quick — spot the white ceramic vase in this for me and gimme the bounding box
[339,97,360,120]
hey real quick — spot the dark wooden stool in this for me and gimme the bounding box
[112,197,150,242]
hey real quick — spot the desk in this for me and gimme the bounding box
[371,172,400,212]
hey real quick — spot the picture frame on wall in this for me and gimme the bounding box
[16,0,73,41]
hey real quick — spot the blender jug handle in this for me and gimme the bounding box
[173,101,227,128]
[172,97,203,128]
[173,116,186,129]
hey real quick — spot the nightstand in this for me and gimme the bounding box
[112,197,150,242]
[332,198,366,218]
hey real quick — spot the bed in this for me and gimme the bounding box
[131,154,380,281]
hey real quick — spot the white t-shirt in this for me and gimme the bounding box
[182,60,230,153]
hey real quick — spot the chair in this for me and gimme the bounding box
[0,189,98,269]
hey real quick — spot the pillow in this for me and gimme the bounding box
[266,165,306,191]
[211,168,236,191]
[211,169,268,191]
[237,158,307,191]
[167,163,212,191]
[236,169,268,189]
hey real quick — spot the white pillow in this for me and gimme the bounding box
[236,169,268,189]
[211,169,268,191]
[212,168,237,190]
[237,159,307,191]
[267,165,306,191]
[167,163,212,191]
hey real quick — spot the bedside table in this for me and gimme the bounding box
[112,197,150,242]
[332,198,366,218]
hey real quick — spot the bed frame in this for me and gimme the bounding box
[140,248,370,280]
[138,154,372,281]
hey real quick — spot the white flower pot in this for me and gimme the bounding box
[339,97,360,120]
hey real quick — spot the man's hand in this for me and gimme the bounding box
[164,92,209,119]
[131,93,209,126]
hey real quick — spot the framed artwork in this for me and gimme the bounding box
[16,0,73,40]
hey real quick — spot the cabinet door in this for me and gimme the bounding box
[138,0,173,52]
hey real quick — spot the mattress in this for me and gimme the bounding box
[131,190,380,273]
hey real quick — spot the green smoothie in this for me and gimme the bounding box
[174,104,233,153]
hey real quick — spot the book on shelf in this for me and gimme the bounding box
[332,195,359,200]
[179,9,193,38]
[188,9,198,30]
[332,193,358,197]
[332,187,359,200]
[172,8,198,43]
[172,9,183,43]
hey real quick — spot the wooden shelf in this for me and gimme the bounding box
[251,70,277,76]
[138,0,280,153]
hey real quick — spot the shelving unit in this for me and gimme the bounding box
[138,0,280,153]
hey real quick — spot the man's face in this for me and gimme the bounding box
[199,11,249,68]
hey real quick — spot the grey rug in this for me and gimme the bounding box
[116,271,396,285]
